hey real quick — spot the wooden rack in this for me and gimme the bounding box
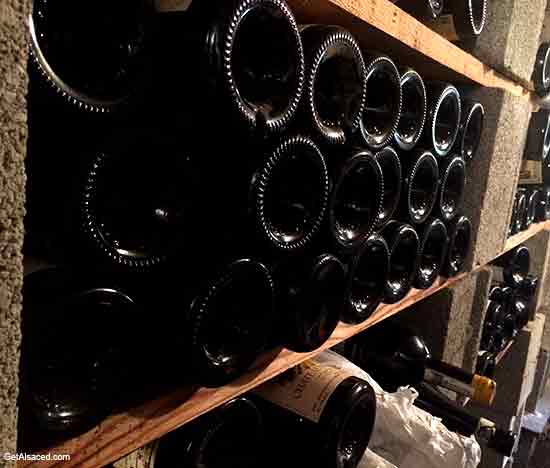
[19,1,543,466]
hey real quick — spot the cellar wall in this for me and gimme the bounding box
[0,0,29,462]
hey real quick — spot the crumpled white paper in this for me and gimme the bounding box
[313,350,482,468]
[359,449,398,468]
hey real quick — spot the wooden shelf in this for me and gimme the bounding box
[20,221,550,468]
[288,0,530,99]
[496,340,515,365]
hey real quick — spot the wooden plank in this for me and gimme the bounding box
[19,222,550,467]
[287,0,529,98]
[496,340,515,365]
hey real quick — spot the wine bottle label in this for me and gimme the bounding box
[425,15,460,42]
[519,160,543,185]
[155,0,192,12]
[254,359,355,423]
[112,441,159,468]
[423,368,474,398]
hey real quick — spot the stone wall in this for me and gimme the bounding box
[0,0,29,464]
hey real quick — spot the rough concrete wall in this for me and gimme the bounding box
[0,0,29,463]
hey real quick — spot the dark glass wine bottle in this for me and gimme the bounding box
[158,0,305,135]
[152,397,264,468]
[20,266,138,435]
[511,189,527,234]
[421,82,462,157]
[185,258,276,387]
[442,215,471,277]
[327,149,383,251]
[492,245,530,288]
[394,68,427,151]
[274,254,346,352]
[397,149,439,225]
[254,357,377,468]
[357,53,402,149]
[381,221,420,303]
[392,0,443,20]
[435,155,466,222]
[533,42,550,98]
[374,147,402,228]
[299,25,366,144]
[456,100,484,161]
[476,350,496,378]
[200,134,330,264]
[536,185,550,221]
[413,217,449,289]
[343,234,390,324]
[425,0,488,45]
[415,384,516,457]
[26,128,202,272]
[350,323,497,405]
[523,110,550,164]
[28,0,154,113]
[525,188,541,229]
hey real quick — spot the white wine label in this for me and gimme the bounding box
[425,14,459,42]
[424,369,474,398]
[254,358,355,422]
[155,0,192,12]
[112,441,159,468]
[519,160,543,185]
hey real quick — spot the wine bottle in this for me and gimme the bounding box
[476,350,496,378]
[533,42,550,98]
[424,0,488,45]
[374,147,402,228]
[394,68,427,151]
[536,185,550,221]
[327,149,383,251]
[415,384,516,457]
[435,155,466,222]
[523,110,550,164]
[357,53,402,149]
[512,189,528,234]
[397,149,439,225]
[350,323,497,405]
[381,221,420,303]
[299,25,367,144]
[274,254,346,352]
[492,245,530,288]
[151,397,264,468]
[185,258,276,387]
[455,100,484,162]
[200,134,330,263]
[421,82,462,157]
[413,217,449,289]
[525,188,541,229]
[28,0,154,113]
[442,215,471,277]
[20,266,138,434]
[26,128,203,272]
[391,1,443,20]
[254,356,377,468]
[343,234,390,324]
[157,0,305,135]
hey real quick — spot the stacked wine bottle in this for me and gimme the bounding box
[391,0,488,50]
[477,246,538,377]
[22,0,482,442]
[511,109,550,235]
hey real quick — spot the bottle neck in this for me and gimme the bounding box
[422,359,496,405]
